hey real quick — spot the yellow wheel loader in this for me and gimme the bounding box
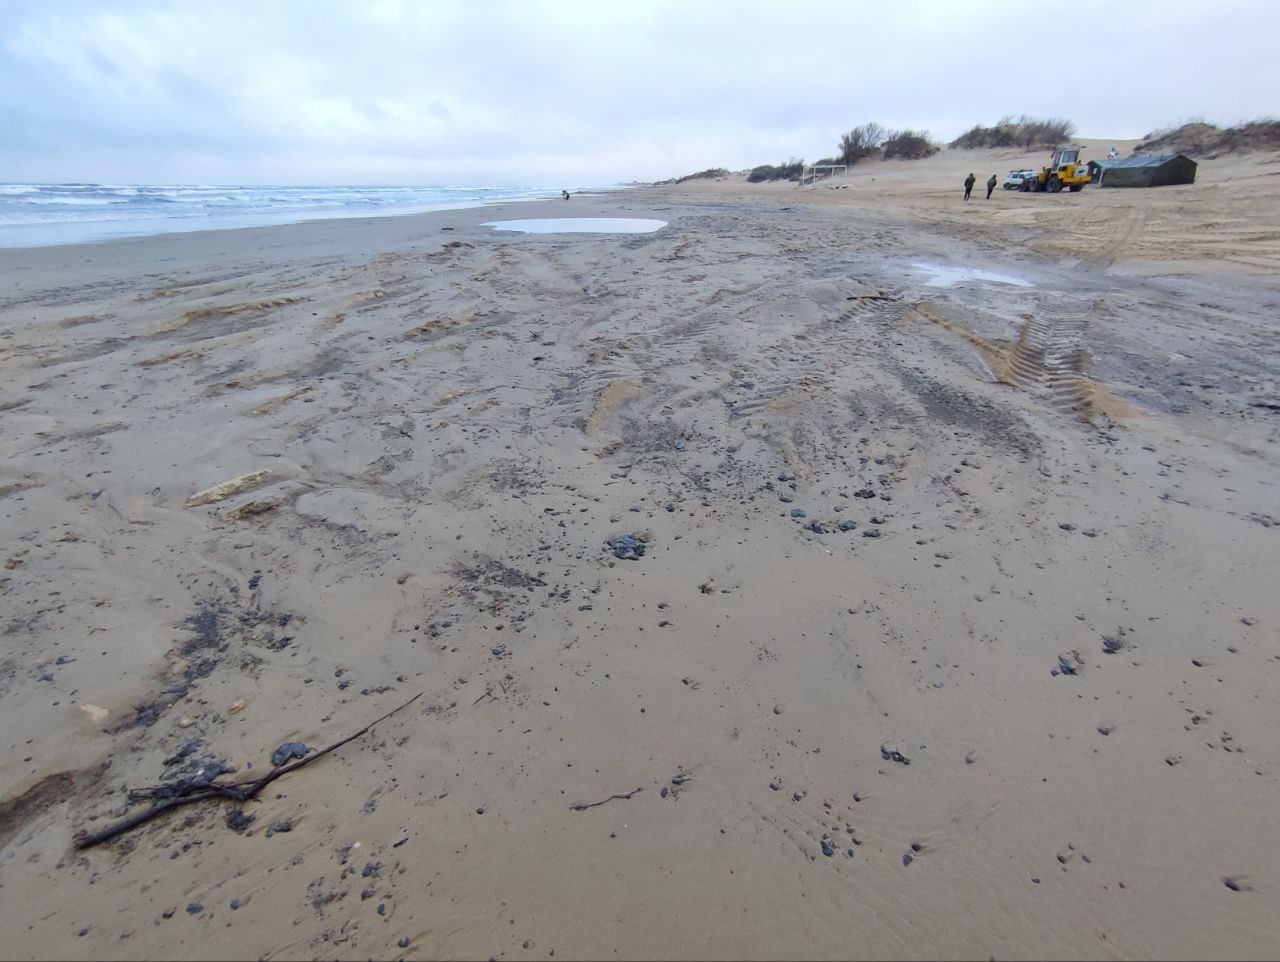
[1019,148,1090,193]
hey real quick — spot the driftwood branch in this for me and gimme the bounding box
[568,787,643,811]
[75,692,422,850]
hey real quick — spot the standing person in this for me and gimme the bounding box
[562,189,570,200]
[986,174,997,199]
[963,173,976,201]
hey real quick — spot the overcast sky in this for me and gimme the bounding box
[2,0,1276,186]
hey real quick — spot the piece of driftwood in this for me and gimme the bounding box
[568,787,643,811]
[74,692,422,849]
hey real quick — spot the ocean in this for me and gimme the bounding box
[0,182,624,249]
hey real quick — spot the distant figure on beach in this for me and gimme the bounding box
[986,174,997,199]
[1108,146,1119,160]
[562,190,570,200]
[963,173,976,201]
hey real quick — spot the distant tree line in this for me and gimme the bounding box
[948,116,1076,150]
[730,115,1082,185]
[745,123,941,183]
[746,158,807,183]
[882,130,937,159]
[837,123,939,162]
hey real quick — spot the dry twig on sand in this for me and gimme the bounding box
[74,693,422,850]
[568,787,644,811]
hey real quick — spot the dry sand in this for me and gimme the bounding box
[1,141,1278,960]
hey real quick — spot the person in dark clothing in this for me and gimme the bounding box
[986,174,997,199]
[963,173,976,200]
[562,190,570,200]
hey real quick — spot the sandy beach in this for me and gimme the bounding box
[2,141,1279,960]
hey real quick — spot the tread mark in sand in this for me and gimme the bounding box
[1009,306,1095,417]
[1095,208,1148,266]
[835,290,906,326]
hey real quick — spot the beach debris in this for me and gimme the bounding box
[223,499,277,521]
[79,704,109,723]
[1223,876,1249,892]
[73,693,422,849]
[225,810,255,832]
[1052,652,1084,676]
[272,741,311,766]
[863,529,882,538]
[157,739,235,799]
[185,469,273,508]
[902,852,914,866]
[605,534,646,560]
[838,519,858,531]
[568,787,643,811]
[790,508,806,518]
[820,838,836,857]
[1101,634,1126,654]
[880,744,911,765]
[661,770,693,799]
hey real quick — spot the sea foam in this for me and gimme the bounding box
[0,182,623,248]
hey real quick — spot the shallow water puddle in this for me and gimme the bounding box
[912,261,1033,288]
[484,218,667,234]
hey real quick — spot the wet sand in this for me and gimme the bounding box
[2,143,1279,960]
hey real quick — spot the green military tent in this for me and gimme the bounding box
[1087,154,1197,188]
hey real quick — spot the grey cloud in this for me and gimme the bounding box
[1,0,1276,185]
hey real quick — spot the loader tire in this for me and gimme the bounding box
[1047,176,1063,193]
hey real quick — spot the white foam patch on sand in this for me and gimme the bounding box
[484,217,667,234]
[912,261,1034,288]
